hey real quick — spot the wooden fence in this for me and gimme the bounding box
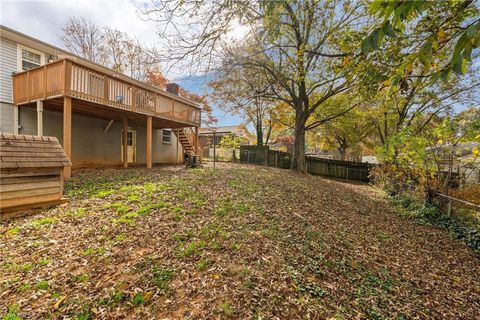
[240,146,373,182]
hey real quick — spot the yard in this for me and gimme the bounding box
[1,164,479,319]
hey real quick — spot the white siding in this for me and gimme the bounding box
[0,37,17,103]
[0,37,17,132]
[0,102,14,132]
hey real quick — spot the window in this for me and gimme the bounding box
[17,45,44,71]
[162,130,171,144]
[127,131,134,146]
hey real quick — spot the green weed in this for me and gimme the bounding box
[219,302,234,316]
[37,258,51,266]
[3,304,22,320]
[197,259,209,271]
[180,240,206,257]
[152,265,175,293]
[35,280,49,290]
[114,233,126,241]
[132,293,144,306]
[30,217,56,226]
[5,227,20,236]
[96,189,115,198]
[74,273,89,283]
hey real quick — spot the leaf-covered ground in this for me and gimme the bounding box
[1,164,479,319]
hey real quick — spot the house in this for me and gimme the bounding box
[0,25,200,178]
[198,125,247,158]
[428,142,480,185]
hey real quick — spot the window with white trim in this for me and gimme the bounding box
[162,130,172,144]
[21,48,42,70]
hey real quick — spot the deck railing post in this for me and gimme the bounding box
[104,76,109,105]
[64,60,72,96]
[27,71,31,103]
[43,65,47,99]
[132,87,137,111]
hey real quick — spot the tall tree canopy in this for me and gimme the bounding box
[142,0,369,171]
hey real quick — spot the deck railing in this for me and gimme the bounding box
[12,59,201,127]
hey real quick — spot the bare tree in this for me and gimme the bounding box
[61,16,161,81]
[61,16,105,63]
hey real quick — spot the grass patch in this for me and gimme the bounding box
[219,302,234,316]
[3,304,22,320]
[96,189,115,198]
[37,258,51,266]
[82,247,105,256]
[151,265,175,293]
[179,240,206,257]
[35,280,49,290]
[132,293,145,306]
[30,217,56,227]
[114,233,126,241]
[104,202,130,215]
[5,227,20,236]
[74,273,89,283]
[197,259,210,271]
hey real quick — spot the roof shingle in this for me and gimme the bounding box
[0,133,71,169]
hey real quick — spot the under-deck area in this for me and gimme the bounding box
[12,58,201,178]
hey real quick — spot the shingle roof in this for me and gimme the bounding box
[0,133,71,169]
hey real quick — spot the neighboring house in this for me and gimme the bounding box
[0,25,200,177]
[428,142,480,185]
[199,125,247,158]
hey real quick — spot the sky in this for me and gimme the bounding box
[0,0,242,126]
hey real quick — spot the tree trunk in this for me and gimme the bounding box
[291,112,307,172]
[256,122,264,146]
[339,146,346,161]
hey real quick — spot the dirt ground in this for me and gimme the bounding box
[1,163,479,319]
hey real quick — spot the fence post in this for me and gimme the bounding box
[346,167,349,181]
[275,153,278,167]
[247,150,250,164]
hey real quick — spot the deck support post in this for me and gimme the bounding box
[194,126,199,156]
[13,105,19,134]
[146,116,152,168]
[122,118,128,168]
[176,129,180,164]
[63,96,72,179]
[37,100,43,136]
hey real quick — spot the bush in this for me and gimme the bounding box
[390,193,480,252]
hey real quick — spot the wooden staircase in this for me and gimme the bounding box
[174,128,197,156]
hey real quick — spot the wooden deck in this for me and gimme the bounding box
[11,58,201,179]
[12,58,201,127]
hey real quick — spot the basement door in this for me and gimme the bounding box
[121,129,136,163]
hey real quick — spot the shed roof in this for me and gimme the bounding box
[0,133,71,169]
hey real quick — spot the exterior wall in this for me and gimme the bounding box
[0,102,14,133]
[0,37,17,133]
[0,37,16,104]
[18,107,183,165]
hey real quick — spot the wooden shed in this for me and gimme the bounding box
[1,133,71,218]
